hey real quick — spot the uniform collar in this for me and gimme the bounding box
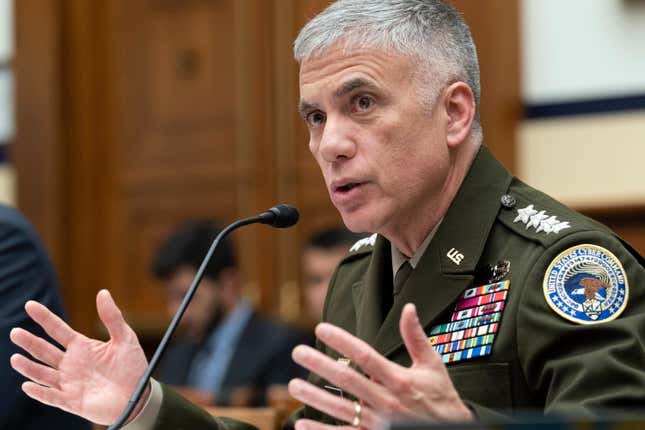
[435,145,513,275]
[391,220,441,276]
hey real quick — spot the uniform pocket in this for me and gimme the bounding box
[448,362,512,412]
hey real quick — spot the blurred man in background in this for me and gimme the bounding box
[153,221,306,407]
[302,227,364,323]
[1,204,91,430]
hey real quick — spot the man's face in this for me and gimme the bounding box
[162,266,222,340]
[302,246,348,321]
[299,46,451,236]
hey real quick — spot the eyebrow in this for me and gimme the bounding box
[298,78,378,118]
[298,100,319,118]
[335,78,376,98]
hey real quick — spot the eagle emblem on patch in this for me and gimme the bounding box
[543,244,628,324]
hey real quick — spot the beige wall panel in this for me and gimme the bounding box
[518,112,645,209]
[0,165,15,205]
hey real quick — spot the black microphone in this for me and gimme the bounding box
[258,204,299,228]
[107,204,299,430]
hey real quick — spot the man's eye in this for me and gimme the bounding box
[306,111,326,127]
[353,95,374,112]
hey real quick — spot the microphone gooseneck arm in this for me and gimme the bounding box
[107,205,298,430]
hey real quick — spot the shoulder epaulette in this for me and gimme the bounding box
[343,232,377,257]
[497,180,603,248]
[333,233,377,268]
[348,233,377,253]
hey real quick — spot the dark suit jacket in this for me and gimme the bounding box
[0,205,91,430]
[157,310,307,406]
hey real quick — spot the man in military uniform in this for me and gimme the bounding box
[9,1,645,429]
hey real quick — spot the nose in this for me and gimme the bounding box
[318,116,357,162]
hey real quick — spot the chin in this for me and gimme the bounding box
[338,207,381,235]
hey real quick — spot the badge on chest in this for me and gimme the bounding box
[429,280,510,364]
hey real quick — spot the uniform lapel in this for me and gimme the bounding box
[353,235,392,346]
[372,146,513,357]
[373,240,470,356]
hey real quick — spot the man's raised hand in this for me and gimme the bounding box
[288,303,473,430]
[10,289,149,425]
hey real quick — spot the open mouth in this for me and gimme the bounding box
[337,182,361,193]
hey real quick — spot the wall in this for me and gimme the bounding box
[522,0,645,103]
[518,0,645,209]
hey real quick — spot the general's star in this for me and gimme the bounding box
[350,233,377,252]
[536,215,560,233]
[551,221,571,234]
[514,204,537,224]
[527,210,549,230]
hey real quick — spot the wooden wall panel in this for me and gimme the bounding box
[114,1,238,180]
[449,0,520,173]
[105,0,254,330]
[13,0,66,284]
[232,0,282,312]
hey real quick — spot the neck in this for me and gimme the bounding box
[385,143,478,257]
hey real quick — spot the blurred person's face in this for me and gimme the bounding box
[302,246,348,321]
[161,266,224,340]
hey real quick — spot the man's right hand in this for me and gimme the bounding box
[9,289,149,425]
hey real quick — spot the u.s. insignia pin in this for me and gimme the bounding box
[543,244,628,324]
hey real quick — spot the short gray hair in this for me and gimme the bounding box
[294,0,482,139]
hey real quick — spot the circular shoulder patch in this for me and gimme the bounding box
[543,244,629,325]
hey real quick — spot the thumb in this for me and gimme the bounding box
[400,303,439,366]
[96,290,131,343]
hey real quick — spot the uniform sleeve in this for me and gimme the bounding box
[516,231,645,416]
[150,384,259,430]
[123,379,164,430]
[463,401,513,423]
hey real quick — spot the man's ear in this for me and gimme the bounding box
[443,82,476,148]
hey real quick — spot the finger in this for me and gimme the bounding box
[315,323,405,383]
[288,378,383,429]
[96,290,130,343]
[292,345,398,410]
[10,327,64,368]
[11,353,60,389]
[399,303,440,366]
[22,381,66,411]
[25,301,76,348]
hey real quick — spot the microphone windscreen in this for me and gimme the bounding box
[260,204,299,228]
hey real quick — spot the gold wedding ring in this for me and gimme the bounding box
[351,401,362,427]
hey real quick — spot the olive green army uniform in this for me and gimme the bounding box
[149,146,645,429]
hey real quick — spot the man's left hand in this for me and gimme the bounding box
[288,303,474,430]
